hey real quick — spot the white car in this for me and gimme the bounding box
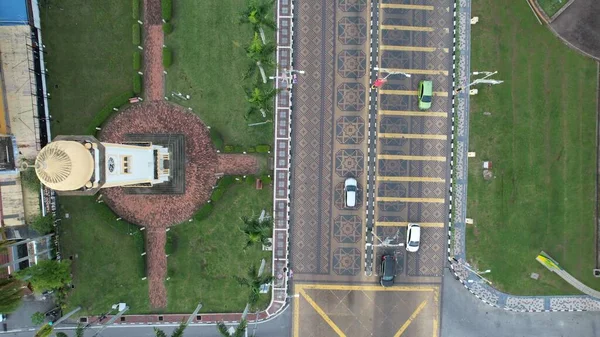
[344,177,357,208]
[406,223,421,252]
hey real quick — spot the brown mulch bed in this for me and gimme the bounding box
[143,0,162,25]
[216,154,260,175]
[143,25,164,101]
[99,101,218,228]
[146,229,167,308]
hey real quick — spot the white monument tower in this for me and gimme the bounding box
[34,136,171,195]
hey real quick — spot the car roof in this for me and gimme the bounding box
[409,225,421,240]
[421,80,432,92]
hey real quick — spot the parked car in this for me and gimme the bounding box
[344,177,357,208]
[418,80,433,110]
[380,255,396,287]
[406,223,421,252]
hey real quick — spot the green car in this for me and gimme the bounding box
[418,80,433,110]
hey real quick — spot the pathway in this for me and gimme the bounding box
[142,0,164,100]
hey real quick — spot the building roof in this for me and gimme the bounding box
[0,0,28,26]
[35,141,94,191]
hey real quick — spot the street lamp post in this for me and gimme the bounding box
[454,70,503,94]
[372,67,411,88]
[269,68,305,91]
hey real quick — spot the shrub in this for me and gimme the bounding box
[85,91,133,134]
[163,46,173,68]
[209,128,224,151]
[31,312,45,325]
[245,175,255,185]
[194,203,214,221]
[255,144,271,153]
[224,145,234,153]
[132,23,141,45]
[132,0,140,19]
[133,73,143,94]
[55,333,68,337]
[246,146,256,153]
[162,0,173,20]
[133,51,142,70]
[234,145,244,153]
[20,168,40,191]
[211,187,226,202]
[219,176,235,188]
[34,324,53,337]
[30,214,54,235]
[163,22,173,34]
[260,174,272,185]
[15,260,72,292]
[165,232,177,255]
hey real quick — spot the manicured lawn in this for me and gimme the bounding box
[466,0,599,295]
[60,198,150,314]
[165,0,273,146]
[41,0,133,135]
[166,183,272,313]
[537,0,567,18]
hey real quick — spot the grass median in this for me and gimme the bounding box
[466,0,599,295]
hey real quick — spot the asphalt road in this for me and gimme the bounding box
[440,269,600,337]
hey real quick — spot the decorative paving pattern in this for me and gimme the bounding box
[406,227,444,277]
[337,17,368,45]
[379,115,448,135]
[333,247,362,275]
[335,116,365,144]
[335,149,364,178]
[337,83,366,111]
[333,215,362,243]
[338,0,367,12]
[337,50,367,79]
[334,181,363,210]
[379,138,447,157]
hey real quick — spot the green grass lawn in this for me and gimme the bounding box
[466,0,599,295]
[166,183,272,313]
[59,198,150,314]
[537,0,568,18]
[165,0,273,146]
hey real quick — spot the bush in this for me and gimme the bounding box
[163,46,173,68]
[246,146,256,153]
[165,232,177,255]
[31,312,45,325]
[132,23,141,45]
[255,144,271,153]
[211,187,226,202]
[163,22,173,34]
[234,145,244,153]
[162,0,173,20]
[55,333,68,337]
[219,176,235,188]
[209,128,224,151]
[30,214,54,235]
[34,324,53,337]
[133,73,143,95]
[245,175,255,185]
[20,168,40,191]
[85,92,133,134]
[194,203,214,221]
[132,0,140,19]
[260,174,272,185]
[133,51,142,70]
[224,145,234,153]
[15,260,72,292]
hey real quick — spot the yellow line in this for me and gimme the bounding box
[433,317,439,337]
[381,25,434,32]
[298,284,436,292]
[381,3,434,10]
[379,133,447,140]
[377,176,445,183]
[380,90,449,97]
[379,110,447,117]
[381,68,449,76]
[377,197,445,203]
[394,300,428,337]
[378,154,446,161]
[376,222,445,227]
[299,289,346,337]
[380,45,437,52]
[293,290,300,337]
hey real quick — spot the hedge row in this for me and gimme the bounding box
[132,23,141,45]
[163,46,173,68]
[162,0,173,21]
[133,51,142,70]
[132,0,140,19]
[133,73,143,94]
[85,91,134,134]
[223,144,271,153]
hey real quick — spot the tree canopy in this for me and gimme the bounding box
[15,260,71,292]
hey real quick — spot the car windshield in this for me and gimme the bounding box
[422,95,432,103]
[346,185,356,192]
[382,275,394,281]
[409,241,419,247]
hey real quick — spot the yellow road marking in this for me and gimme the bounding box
[293,290,300,337]
[379,110,447,117]
[378,154,446,161]
[299,289,346,337]
[394,300,429,337]
[381,68,449,76]
[381,45,437,52]
[377,176,445,183]
[381,3,434,10]
[381,25,434,32]
[297,283,437,292]
[377,197,445,203]
[379,133,447,140]
[380,90,449,97]
[376,222,445,227]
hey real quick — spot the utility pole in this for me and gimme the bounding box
[454,71,503,94]
[92,303,129,337]
[186,303,203,326]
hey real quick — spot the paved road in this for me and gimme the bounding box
[440,269,600,337]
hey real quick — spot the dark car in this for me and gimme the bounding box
[380,255,396,287]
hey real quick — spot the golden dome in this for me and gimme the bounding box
[35,141,95,191]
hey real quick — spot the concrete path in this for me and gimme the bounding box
[549,0,600,61]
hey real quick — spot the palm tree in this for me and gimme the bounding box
[240,216,273,248]
[244,32,276,84]
[217,319,248,337]
[235,264,274,307]
[154,323,187,337]
[239,0,276,44]
[245,85,278,120]
[0,277,23,313]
